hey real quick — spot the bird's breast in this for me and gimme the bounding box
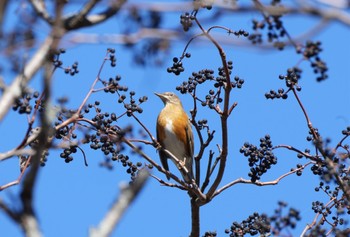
[161,119,187,160]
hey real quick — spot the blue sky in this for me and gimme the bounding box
[1,1,350,236]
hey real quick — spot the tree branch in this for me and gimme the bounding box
[212,162,313,198]
[65,0,127,30]
[29,0,53,24]
[0,35,54,122]
[17,3,65,236]
[190,196,200,237]
[90,169,149,237]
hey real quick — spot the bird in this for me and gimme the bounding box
[155,92,194,183]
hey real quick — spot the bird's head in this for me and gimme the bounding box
[154,92,181,105]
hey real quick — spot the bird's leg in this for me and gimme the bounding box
[176,157,189,176]
[154,141,162,151]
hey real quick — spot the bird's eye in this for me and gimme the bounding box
[168,92,174,97]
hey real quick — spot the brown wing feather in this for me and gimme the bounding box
[156,113,170,179]
[171,108,194,180]
[185,122,194,158]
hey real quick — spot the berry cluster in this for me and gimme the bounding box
[290,163,305,177]
[248,32,262,45]
[197,119,208,130]
[64,62,79,76]
[216,61,233,84]
[180,12,195,32]
[52,48,79,76]
[265,88,288,100]
[305,220,349,236]
[266,15,285,48]
[306,226,327,237]
[302,41,322,58]
[225,212,270,236]
[54,123,70,140]
[111,154,143,178]
[202,90,223,109]
[175,62,243,111]
[269,202,301,235]
[299,41,328,82]
[315,174,349,206]
[81,111,141,179]
[232,29,249,37]
[117,91,148,117]
[311,181,349,229]
[167,56,188,75]
[341,126,350,136]
[310,162,326,176]
[281,67,302,89]
[265,67,302,99]
[13,90,39,114]
[60,145,78,163]
[312,200,330,215]
[231,76,245,89]
[240,135,277,182]
[50,53,149,179]
[102,75,128,94]
[107,48,117,67]
[202,231,217,237]
[52,48,66,67]
[176,69,214,93]
[249,13,286,50]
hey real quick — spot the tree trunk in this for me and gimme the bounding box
[190,196,200,237]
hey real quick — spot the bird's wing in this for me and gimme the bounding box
[156,119,170,179]
[179,119,194,182]
[185,122,194,158]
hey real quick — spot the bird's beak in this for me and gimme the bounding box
[154,92,161,97]
[154,92,166,103]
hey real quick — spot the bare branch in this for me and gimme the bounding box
[300,196,337,236]
[0,0,127,122]
[190,14,232,200]
[29,0,53,24]
[68,28,181,45]
[18,3,65,236]
[123,1,350,26]
[294,1,350,26]
[67,0,102,28]
[212,162,313,198]
[65,0,127,30]
[0,199,19,222]
[0,127,41,161]
[200,150,214,192]
[0,156,31,191]
[0,36,54,122]
[89,169,149,237]
[121,137,206,201]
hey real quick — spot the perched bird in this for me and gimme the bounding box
[155,92,194,183]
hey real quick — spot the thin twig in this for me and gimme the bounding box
[212,162,313,198]
[0,156,31,191]
[201,150,214,192]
